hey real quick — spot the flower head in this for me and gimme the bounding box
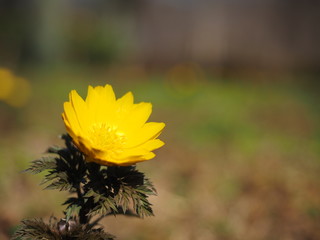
[62,84,165,166]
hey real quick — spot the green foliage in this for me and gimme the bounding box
[25,135,87,193]
[84,164,157,218]
[23,134,156,224]
[12,217,115,240]
[12,218,60,240]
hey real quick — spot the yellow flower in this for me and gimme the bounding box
[0,68,15,100]
[0,68,31,107]
[62,84,165,166]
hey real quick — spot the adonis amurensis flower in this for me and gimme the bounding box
[62,84,165,166]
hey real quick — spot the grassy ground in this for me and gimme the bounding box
[0,67,319,240]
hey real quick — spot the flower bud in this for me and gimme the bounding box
[57,218,77,235]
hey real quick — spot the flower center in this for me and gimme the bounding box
[88,123,126,151]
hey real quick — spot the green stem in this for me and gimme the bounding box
[76,183,89,225]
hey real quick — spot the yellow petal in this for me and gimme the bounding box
[139,139,165,151]
[70,90,91,130]
[125,122,165,148]
[119,102,152,133]
[86,85,116,123]
[114,152,156,166]
[62,113,79,144]
[63,101,81,135]
[115,139,163,161]
[117,91,134,109]
[113,92,134,123]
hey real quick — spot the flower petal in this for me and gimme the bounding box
[69,90,91,130]
[120,102,152,132]
[63,101,81,135]
[125,122,165,148]
[115,139,163,162]
[86,85,116,123]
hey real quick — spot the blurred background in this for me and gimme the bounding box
[0,0,320,239]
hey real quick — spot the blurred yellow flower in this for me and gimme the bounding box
[62,84,165,166]
[0,68,15,100]
[0,68,31,107]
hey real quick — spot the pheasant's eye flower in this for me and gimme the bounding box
[62,84,165,166]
